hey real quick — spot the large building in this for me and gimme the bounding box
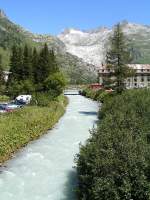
[98,64,150,89]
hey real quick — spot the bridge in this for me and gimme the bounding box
[64,89,80,95]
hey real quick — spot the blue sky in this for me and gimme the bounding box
[0,0,150,35]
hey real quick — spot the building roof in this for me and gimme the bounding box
[99,64,150,70]
[128,64,150,70]
[3,71,11,75]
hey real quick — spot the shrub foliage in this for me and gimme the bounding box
[76,89,150,200]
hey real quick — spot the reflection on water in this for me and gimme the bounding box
[79,111,98,116]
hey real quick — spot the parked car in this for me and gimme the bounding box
[16,95,32,105]
[0,105,7,113]
[0,104,13,113]
[6,102,23,109]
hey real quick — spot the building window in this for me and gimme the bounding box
[147,76,150,82]
[147,69,150,72]
[134,78,137,82]
[141,77,144,82]
[141,69,144,72]
[134,83,137,86]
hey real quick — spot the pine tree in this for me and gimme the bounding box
[0,54,5,94]
[16,46,24,80]
[8,45,34,95]
[10,45,32,82]
[22,44,32,80]
[105,23,134,93]
[37,43,50,83]
[9,45,24,83]
[9,45,19,82]
[36,43,57,84]
[49,49,59,73]
[32,47,39,84]
[0,55,4,83]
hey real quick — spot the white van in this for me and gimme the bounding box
[16,95,32,104]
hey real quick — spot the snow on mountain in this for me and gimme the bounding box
[58,27,111,67]
[58,22,150,67]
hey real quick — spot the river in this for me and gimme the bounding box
[0,94,98,200]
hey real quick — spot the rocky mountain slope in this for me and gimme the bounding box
[58,27,111,67]
[58,21,150,66]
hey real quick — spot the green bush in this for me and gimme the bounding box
[0,95,10,102]
[44,72,67,97]
[0,84,6,95]
[80,88,98,100]
[31,92,56,107]
[76,89,150,200]
[7,80,35,98]
[80,87,112,102]
[96,90,110,102]
[31,92,68,107]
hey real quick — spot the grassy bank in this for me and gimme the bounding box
[0,95,68,163]
[80,87,111,102]
[76,89,150,200]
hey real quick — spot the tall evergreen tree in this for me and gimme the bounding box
[16,46,24,80]
[36,43,50,83]
[49,49,59,73]
[22,44,32,80]
[105,23,134,93]
[9,45,19,81]
[9,45,24,82]
[0,54,4,83]
[32,47,39,84]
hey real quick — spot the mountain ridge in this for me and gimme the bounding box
[1,9,150,82]
[0,9,7,19]
[58,21,150,66]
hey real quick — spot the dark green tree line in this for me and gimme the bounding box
[8,43,66,97]
[0,54,5,93]
[0,54,4,83]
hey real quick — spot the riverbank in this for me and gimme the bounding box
[0,95,68,164]
[76,88,150,200]
[0,94,98,200]
[80,87,112,102]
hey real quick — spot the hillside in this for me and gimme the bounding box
[0,9,96,83]
[121,21,150,63]
[1,9,150,83]
[0,10,37,69]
